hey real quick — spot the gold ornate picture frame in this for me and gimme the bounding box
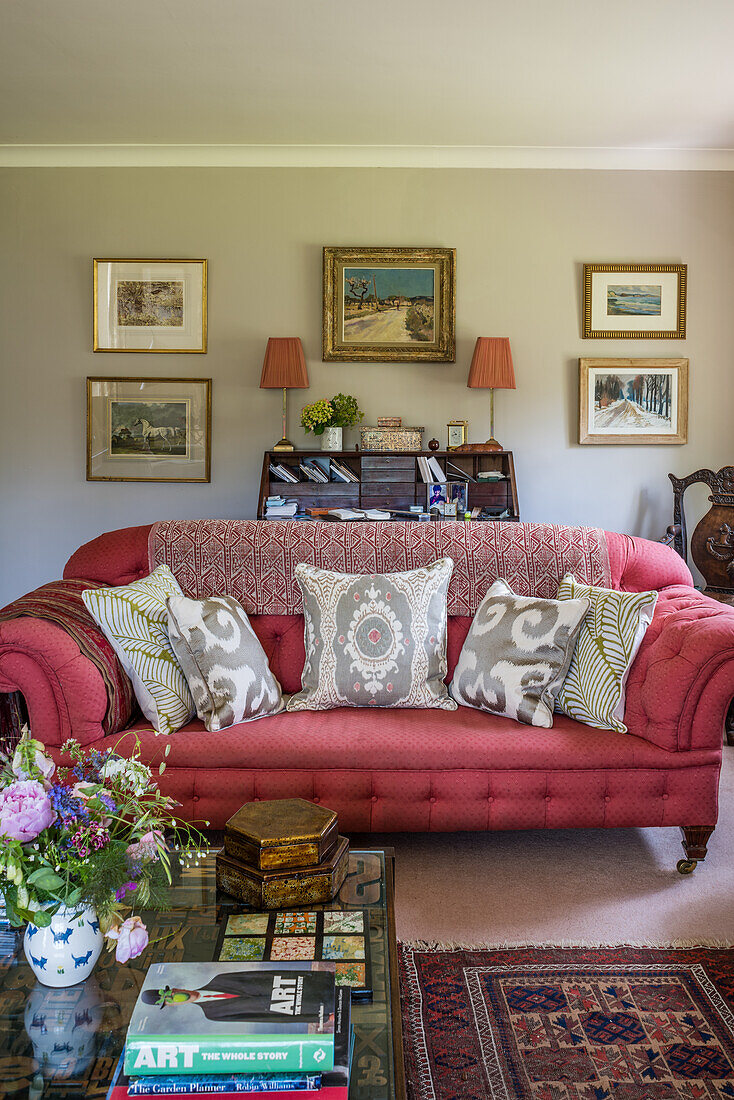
[582,263,686,339]
[579,358,688,445]
[94,259,207,352]
[323,246,456,362]
[87,377,212,481]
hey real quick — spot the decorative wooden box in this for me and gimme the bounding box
[360,426,424,452]
[223,798,339,871]
[216,836,350,909]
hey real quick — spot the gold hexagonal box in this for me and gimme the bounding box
[216,835,350,909]
[224,798,339,871]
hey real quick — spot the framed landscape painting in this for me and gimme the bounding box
[582,263,686,339]
[94,259,207,352]
[87,377,211,481]
[322,246,456,362]
[579,358,688,445]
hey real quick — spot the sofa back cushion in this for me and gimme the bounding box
[251,613,473,694]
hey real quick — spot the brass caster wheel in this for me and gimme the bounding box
[677,858,698,875]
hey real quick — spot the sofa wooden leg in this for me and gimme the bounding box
[678,826,715,874]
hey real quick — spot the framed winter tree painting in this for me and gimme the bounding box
[579,358,688,445]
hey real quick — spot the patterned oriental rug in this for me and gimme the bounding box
[399,944,734,1100]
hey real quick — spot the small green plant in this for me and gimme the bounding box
[301,393,364,435]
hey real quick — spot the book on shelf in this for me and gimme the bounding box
[109,988,352,1100]
[123,962,336,1078]
[329,460,359,484]
[327,508,390,521]
[269,464,299,484]
[445,460,476,482]
[298,463,325,483]
[427,455,446,483]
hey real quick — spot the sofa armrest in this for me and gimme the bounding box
[624,586,734,753]
[0,617,109,748]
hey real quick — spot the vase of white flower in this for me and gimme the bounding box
[24,903,103,987]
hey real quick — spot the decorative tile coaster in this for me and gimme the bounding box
[225,913,270,936]
[216,906,372,1000]
[219,936,265,961]
[322,935,366,961]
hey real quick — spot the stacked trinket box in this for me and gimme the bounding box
[215,797,349,909]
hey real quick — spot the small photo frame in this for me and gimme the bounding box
[94,259,207,352]
[447,482,468,513]
[86,376,212,481]
[447,420,468,449]
[427,482,448,511]
[582,263,686,339]
[579,358,688,445]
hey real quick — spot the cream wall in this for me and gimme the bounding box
[1,167,732,606]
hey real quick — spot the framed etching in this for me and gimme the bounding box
[579,358,688,445]
[87,377,212,481]
[582,263,686,339]
[94,259,207,352]
[323,246,456,362]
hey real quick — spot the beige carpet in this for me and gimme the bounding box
[352,746,734,948]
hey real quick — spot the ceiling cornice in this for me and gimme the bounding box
[2,144,734,170]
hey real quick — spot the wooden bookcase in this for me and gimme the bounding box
[258,450,520,519]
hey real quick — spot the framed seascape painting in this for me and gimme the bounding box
[94,259,207,352]
[322,246,456,362]
[579,358,688,445]
[87,377,212,481]
[582,263,686,339]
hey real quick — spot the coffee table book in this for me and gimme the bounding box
[123,962,336,1077]
[110,988,352,1099]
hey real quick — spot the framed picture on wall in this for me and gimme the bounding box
[94,259,207,352]
[578,358,688,445]
[87,377,212,481]
[322,246,456,362]
[582,263,686,339]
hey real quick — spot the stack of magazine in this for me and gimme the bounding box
[108,962,353,1099]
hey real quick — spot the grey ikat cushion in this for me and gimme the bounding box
[287,558,457,712]
[166,594,285,731]
[450,578,589,727]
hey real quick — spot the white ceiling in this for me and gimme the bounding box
[2,0,734,166]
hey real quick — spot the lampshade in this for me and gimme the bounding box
[466,337,516,390]
[259,337,309,390]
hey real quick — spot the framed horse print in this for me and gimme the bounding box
[93,259,207,352]
[86,377,211,482]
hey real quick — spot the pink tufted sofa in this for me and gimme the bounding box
[1,520,733,872]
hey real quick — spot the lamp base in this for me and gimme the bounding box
[272,438,295,452]
[482,437,504,452]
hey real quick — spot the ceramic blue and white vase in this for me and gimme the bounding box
[24,904,104,988]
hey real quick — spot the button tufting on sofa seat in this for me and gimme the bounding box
[662,793,669,800]
[605,795,611,802]
[371,795,378,803]
[429,796,437,804]
[545,795,552,802]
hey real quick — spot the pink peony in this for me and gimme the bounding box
[0,779,56,842]
[106,915,148,963]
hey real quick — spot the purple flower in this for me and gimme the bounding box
[49,784,85,822]
[115,880,138,901]
[98,793,117,813]
[0,780,56,842]
[106,915,148,963]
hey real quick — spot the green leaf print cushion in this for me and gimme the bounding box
[555,573,658,733]
[82,564,194,735]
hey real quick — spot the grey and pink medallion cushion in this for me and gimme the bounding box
[450,579,590,727]
[166,594,285,732]
[287,558,457,712]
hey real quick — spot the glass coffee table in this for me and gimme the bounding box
[0,848,405,1100]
